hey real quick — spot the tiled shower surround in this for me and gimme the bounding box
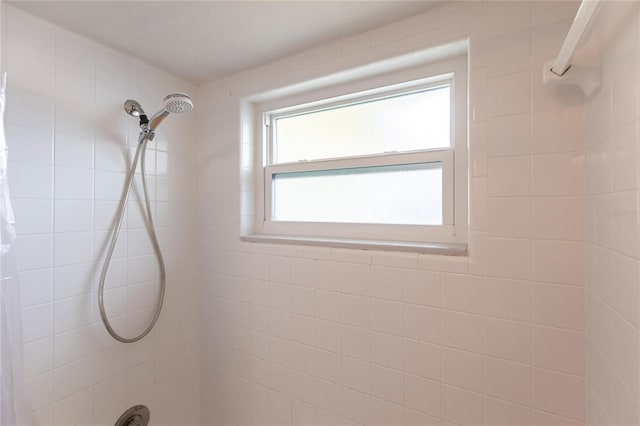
[585,1,640,425]
[5,6,201,426]
[198,2,590,425]
[7,1,640,425]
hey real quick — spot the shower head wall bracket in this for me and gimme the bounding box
[124,99,149,128]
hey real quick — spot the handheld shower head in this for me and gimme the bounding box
[148,93,193,131]
[163,93,193,114]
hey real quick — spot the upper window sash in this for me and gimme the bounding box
[265,74,453,121]
[264,77,454,166]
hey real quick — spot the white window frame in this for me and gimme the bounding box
[252,55,468,247]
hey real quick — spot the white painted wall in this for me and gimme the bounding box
[197,2,587,425]
[4,5,201,425]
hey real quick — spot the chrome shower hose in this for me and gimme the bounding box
[98,131,166,343]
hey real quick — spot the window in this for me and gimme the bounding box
[250,55,468,249]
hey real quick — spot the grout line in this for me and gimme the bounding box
[50,26,58,408]
[527,86,535,423]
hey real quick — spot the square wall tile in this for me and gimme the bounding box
[487,72,530,118]
[533,368,585,421]
[488,156,531,197]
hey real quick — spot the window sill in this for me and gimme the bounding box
[241,234,467,256]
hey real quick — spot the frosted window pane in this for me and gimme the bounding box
[272,163,442,225]
[274,85,450,164]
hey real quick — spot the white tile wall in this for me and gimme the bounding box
[13,1,640,424]
[5,5,201,425]
[197,1,588,425]
[584,2,640,426]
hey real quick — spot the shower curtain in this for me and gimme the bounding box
[0,72,28,425]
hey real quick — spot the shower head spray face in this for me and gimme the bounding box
[148,93,193,131]
[163,93,193,114]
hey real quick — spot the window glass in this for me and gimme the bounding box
[273,85,450,164]
[272,162,443,225]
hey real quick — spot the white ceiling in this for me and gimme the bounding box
[9,1,439,85]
